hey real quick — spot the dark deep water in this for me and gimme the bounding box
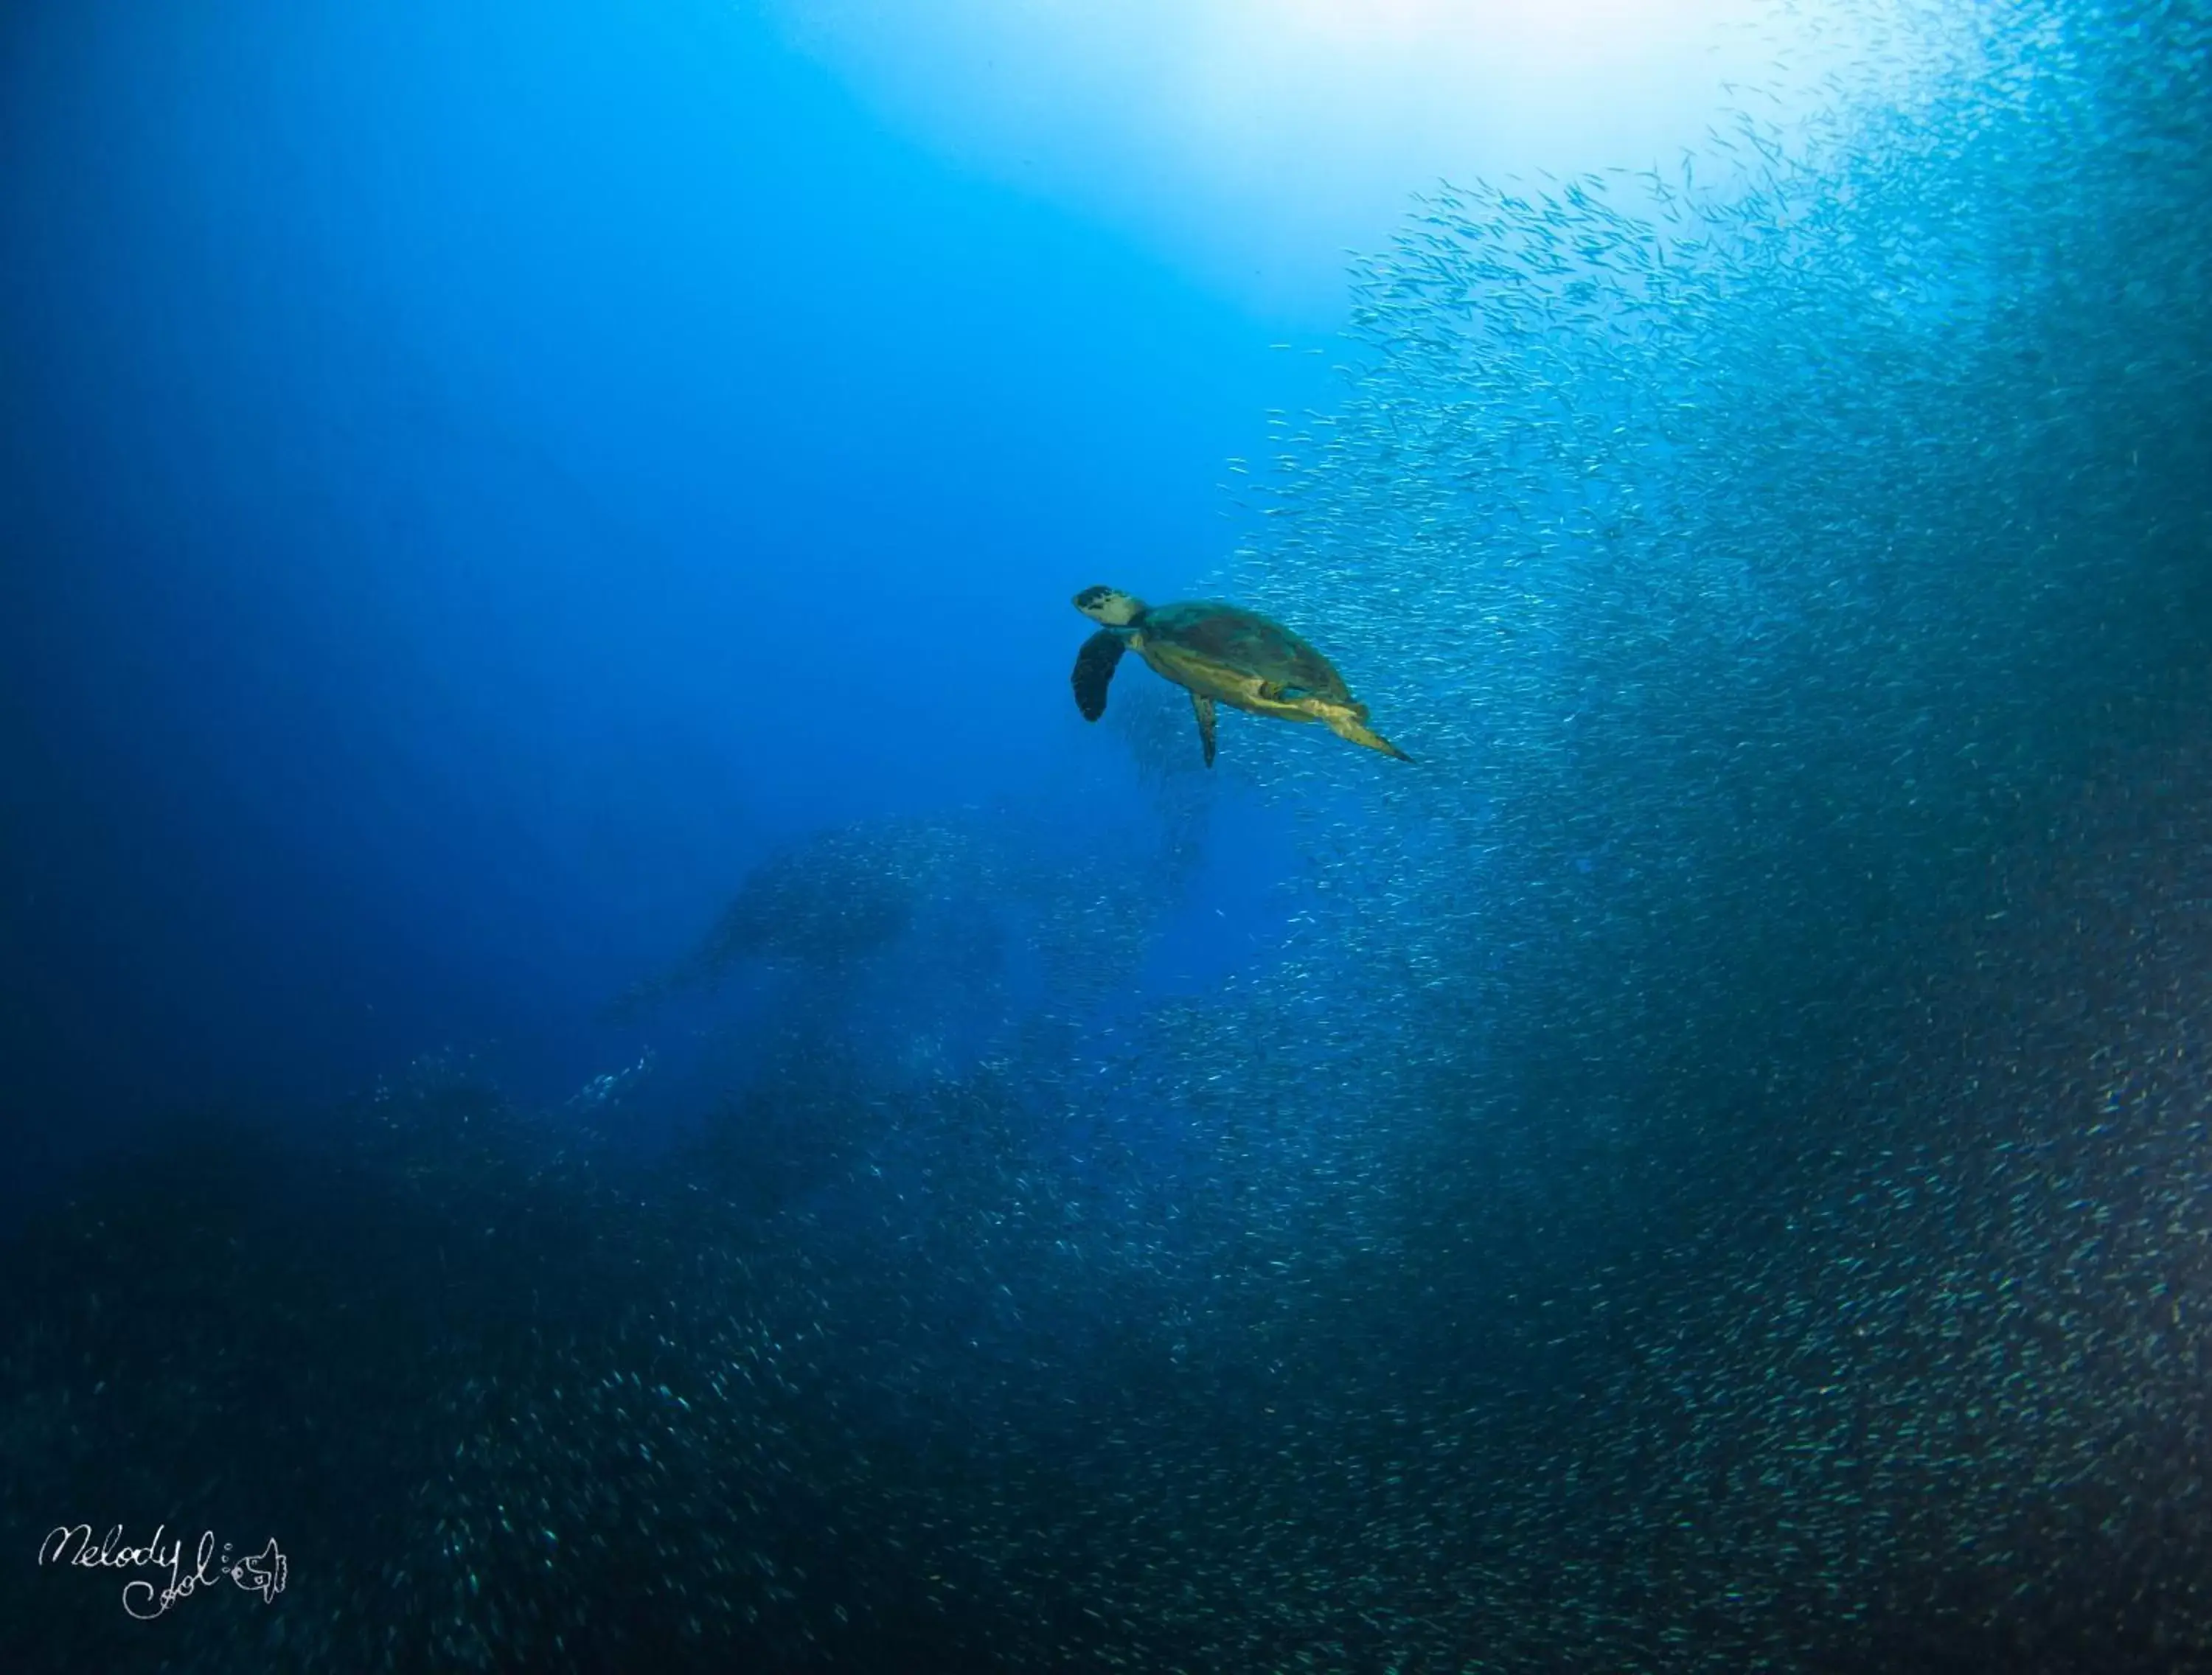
[4,0,2211,1669]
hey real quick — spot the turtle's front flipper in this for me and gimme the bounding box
[1191,693,1218,767]
[1324,711,1412,763]
[1072,630,1126,721]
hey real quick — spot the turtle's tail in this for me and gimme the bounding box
[1324,710,1413,763]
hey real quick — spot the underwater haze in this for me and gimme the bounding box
[2,0,2210,1669]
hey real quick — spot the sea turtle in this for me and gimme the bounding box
[1070,586,1411,767]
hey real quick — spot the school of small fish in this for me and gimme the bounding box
[2,0,2208,1668]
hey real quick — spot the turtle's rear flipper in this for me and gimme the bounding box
[1191,692,1217,767]
[1324,711,1413,763]
[1072,630,1125,721]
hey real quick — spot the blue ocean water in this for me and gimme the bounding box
[1,0,2208,1669]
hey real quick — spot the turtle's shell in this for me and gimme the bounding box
[1141,602,1352,701]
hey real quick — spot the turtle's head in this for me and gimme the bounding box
[1074,586,1147,627]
